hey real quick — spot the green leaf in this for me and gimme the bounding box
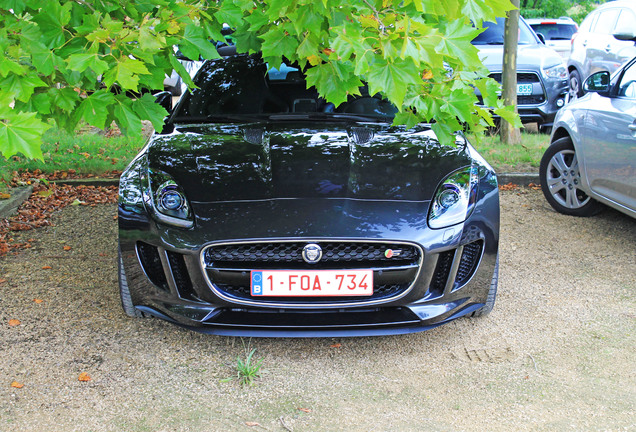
[50,87,79,113]
[112,97,142,137]
[494,104,522,128]
[260,27,299,62]
[0,111,51,159]
[366,59,421,107]
[0,73,48,103]
[180,23,220,61]
[214,2,244,27]
[103,57,150,91]
[304,62,362,107]
[75,90,115,130]
[435,20,482,67]
[139,25,166,52]
[132,93,169,132]
[67,53,109,76]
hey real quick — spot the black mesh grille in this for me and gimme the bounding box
[204,241,421,304]
[166,251,197,300]
[205,242,419,268]
[430,250,455,295]
[518,94,546,104]
[455,241,483,287]
[137,242,168,291]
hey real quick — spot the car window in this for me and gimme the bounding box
[615,9,636,32]
[173,54,397,121]
[529,23,577,40]
[618,62,636,98]
[579,12,597,33]
[472,17,537,45]
[594,9,620,35]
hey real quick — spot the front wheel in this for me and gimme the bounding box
[118,247,148,318]
[539,137,601,216]
[471,254,498,317]
[569,69,584,100]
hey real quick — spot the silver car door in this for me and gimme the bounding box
[582,60,636,211]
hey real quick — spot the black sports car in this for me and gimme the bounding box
[117,49,500,337]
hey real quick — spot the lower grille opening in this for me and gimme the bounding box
[455,241,483,287]
[430,250,455,295]
[166,251,198,300]
[137,242,168,291]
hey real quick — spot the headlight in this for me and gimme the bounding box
[140,161,193,228]
[542,63,567,80]
[428,165,478,229]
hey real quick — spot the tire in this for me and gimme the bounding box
[539,137,602,216]
[118,247,147,318]
[471,254,498,317]
[569,69,584,100]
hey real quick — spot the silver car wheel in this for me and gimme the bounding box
[545,149,590,209]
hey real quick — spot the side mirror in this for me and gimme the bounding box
[154,91,173,113]
[583,71,611,95]
[613,28,636,42]
[536,32,546,44]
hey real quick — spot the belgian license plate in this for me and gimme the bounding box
[251,269,373,297]
[517,83,533,95]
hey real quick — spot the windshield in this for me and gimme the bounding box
[529,23,577,40]
[172,54,397,123]
[472,17,538,45]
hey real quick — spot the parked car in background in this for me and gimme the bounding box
[540,31,636,219]
[472,17,569,133]
[118,47,501,337]
[527,17,578,59]
[163,58,205,96]
[568,0,636,99]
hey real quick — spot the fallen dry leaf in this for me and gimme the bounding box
[298,407,312,413]
[244,422,260,427]
[330,343,342,348]
[42,265,52,270]
[0,193,11,200]
[34,299,44,304]
[0,278,6,284]
[9,319,21,326]
[63,245,72,251]
[10,381,24,389]
[78,372,91,382]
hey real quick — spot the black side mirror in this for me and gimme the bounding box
[536,32,546,44]
[613,28,636,42]
[154,91,173,113]
[583,71,611,95]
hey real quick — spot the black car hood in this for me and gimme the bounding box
[146,122,473,203]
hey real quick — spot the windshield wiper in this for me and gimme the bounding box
[171,114,269,124]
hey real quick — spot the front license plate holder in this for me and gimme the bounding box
[251,269,373,297]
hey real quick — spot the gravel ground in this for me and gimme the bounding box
[1,188,635,432]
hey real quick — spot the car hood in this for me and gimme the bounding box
[146,123,473,203]
[477,43,563,71]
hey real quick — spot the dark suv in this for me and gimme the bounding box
[472,17,569,132]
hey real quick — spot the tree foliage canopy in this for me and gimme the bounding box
[0,0,518,159]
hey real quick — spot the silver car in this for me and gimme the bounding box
[568,0,636,98]
[540,39,636,219]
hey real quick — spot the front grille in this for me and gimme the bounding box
[202,241,422,304]
[489,72,541,84]
[518,94,546,104]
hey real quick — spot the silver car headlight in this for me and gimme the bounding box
[428,165,479,229]
[542,63,567,80]
[140,162,193,228]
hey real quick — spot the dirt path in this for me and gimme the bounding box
[1,188,634,431]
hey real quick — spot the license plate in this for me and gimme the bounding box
[251,269,373,297]
[517,83,533,95]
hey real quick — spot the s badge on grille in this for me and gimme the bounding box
[302,243,323,264]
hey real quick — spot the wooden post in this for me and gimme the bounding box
[500,0,521,145]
